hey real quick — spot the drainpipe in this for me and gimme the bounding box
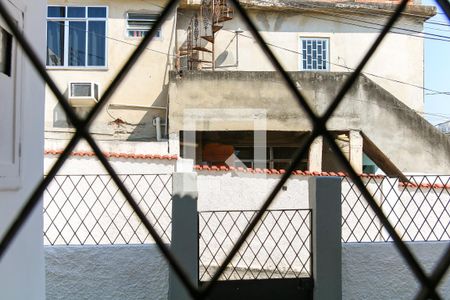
[153,117,162,141]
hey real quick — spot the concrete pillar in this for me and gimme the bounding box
[349,130,363,174]
[169,132,180,156]
[309,136,323,172]
[169,172,198,300]
[309,177,342,300]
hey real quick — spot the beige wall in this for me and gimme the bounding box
[177,9,425,111]
[45,1,427,142]
[46,0,176,141]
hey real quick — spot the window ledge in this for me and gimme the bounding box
[124,37,163,41]
[46,66,109,71]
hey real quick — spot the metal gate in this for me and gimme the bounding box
[198,209,313,299]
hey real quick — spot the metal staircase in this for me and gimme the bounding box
[179,0,234,71]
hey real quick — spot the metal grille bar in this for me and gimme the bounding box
[199,209,312,281]
[1,0,449,298]
[342,176,450,243]
[44,174,173,245]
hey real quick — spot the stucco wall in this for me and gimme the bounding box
[44,240,450,299]
[197,171,310,211]
[45,245,169,300]
[169,71,450,173]
[45,0,175,141]
[176,6,426,111]
[343,242,450,299]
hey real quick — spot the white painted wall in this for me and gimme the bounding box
[0,0,46,299]
[45,138,170,157]
[44,153,175,175]
[197,171,310,211]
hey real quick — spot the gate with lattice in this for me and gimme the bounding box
[198,209,313,299]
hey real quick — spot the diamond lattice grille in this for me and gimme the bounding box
[342,176,450,243]
[43,174,172,245]
[1,0,449,298]
[199,210,312,281]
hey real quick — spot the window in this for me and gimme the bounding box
[126,13,161,38]
[300,38,329,71]
[46,6,107,67]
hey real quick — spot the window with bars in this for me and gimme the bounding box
[46,6,108,67]
[126,13,161,38]
[300,38,329,71]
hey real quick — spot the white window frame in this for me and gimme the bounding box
[46,5,108,69]
[299,37,329,71]
[126,12,161,39]
[0,0,24,189]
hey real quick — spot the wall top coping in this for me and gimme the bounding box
[179,0,436,20]
[45,149,178,161]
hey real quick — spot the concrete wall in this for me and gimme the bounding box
[43,223,450,299]
[45,245,169,300]
[343,242,450,299]
[0,0,46,299]
[45,0,176,141]
[197,171,310,211]
[168,71,450,173]
[177,3,429,111]
[44,242,450,300]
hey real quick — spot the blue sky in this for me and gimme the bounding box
[423,0,450,125]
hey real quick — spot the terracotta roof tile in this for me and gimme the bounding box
[398,182,449,189]
[193,164,391,179]
[45,149,177,161]
[270,169,280,174]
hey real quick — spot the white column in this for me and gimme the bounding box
[309,136,323,172]
[349,130,363,174]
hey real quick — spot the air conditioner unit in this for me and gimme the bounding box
[67,82,99,107]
